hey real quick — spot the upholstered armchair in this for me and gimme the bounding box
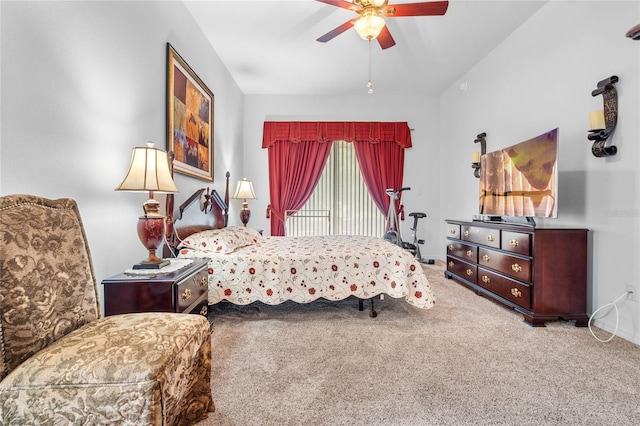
[0,195,215,424]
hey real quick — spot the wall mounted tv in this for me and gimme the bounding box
[479,128,558,221]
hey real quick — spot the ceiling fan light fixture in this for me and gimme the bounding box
[354,10,385,40]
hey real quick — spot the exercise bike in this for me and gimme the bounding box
[383,187,434,264]
[383,187,410,247]
[408,212,435,264]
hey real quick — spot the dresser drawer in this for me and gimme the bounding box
[446,242,478,263]
[477,267,531,310]
[462,225,500,249]
[447,224,461,239]
[447,256,477,284]
[501,231,531,256]
[478,248,531,283]
[175,267,209,312]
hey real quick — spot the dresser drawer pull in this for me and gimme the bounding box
[448,261,454,268]
[487,235,495,242]
[511,288,522,298]
[483,254,491,262]
[200,305,209,316]
[512,263,522,273]
[181,288,192,301]
[464,230,470,237]
[466,250,474,257]
[200,276,207,287]
[448,244,454,252]
[450,228,457,234]
[466,269,473,276]
[482,275,490,284]
[510,239,519,247]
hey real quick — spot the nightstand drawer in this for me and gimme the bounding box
[102,259,210,316]
[176,267,209,313]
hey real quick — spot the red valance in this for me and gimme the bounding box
[262,121,412,149]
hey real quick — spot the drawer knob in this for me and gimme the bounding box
[448,244,454,252]
[487,235,495,242]
[510,239,519,247]
[448,261,454,268]
[482,275,490,284]
[511,288,522,298]
[450,228,457,234]
[200,305,209,316]
[466,249,473,257]
[200,276,207,287]
[464,230,470,237]
[182,288,192,301]
[512,263,522,273]
[466,269,473,276]
[483,254,491,262]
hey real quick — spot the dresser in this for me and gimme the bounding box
[102,258,210,317]
[445,220,588,327]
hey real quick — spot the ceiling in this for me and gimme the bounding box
[184,0,547,96]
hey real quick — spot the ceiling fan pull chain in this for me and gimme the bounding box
[367,39,374,94]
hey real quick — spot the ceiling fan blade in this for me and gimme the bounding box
[377,25,396,50]
[383,1,449,17]
[317,19,358,43]
[315,0,362,13]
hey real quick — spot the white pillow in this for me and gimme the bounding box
[178,226,262,254]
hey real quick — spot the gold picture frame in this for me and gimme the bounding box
[166,43,214,181]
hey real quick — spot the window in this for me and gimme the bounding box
[285,141,385,237]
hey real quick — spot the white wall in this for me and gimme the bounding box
[243,94,442,260]
[440,1,640,343]
[0,1,245,308]
[2,1,639,345]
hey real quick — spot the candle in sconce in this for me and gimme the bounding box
[472,151,480,163]
[589,109,605,131]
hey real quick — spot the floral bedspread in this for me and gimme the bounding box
[178,235,435,309]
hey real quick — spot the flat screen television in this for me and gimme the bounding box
[479,128,558,221]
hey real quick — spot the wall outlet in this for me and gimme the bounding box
[627,283,639,302]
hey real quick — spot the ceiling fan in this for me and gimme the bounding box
[316,0,449,50]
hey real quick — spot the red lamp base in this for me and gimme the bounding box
[239,207,251,227]
[134,215,169,270]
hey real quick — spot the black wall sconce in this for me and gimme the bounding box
[472,132,486,178]
[588,75,618,157]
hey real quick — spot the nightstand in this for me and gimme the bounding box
[102,258,210,317]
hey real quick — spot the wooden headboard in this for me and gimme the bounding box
[164,171,230,257]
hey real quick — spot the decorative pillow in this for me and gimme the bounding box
[177,226,262,254]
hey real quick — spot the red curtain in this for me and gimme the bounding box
[263,121,412,236]
[263,122,412,149]
[353,140,405,225]
[267,140,333,236]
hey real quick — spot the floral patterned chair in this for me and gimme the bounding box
[0,195,215,425]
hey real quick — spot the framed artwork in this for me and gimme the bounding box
[166,43,214,181]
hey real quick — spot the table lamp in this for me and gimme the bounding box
[232,178,257,227]
[115,142,178,269]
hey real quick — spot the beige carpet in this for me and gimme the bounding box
[195,261,640,426]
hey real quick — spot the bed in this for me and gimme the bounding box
[165,174,435,316]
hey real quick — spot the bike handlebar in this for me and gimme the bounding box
[386,187,411,195]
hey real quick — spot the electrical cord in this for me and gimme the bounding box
[163,225,186,259]
[588,290,632,342]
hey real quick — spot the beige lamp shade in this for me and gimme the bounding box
[115,143,178,193]
[232,179,257,201]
